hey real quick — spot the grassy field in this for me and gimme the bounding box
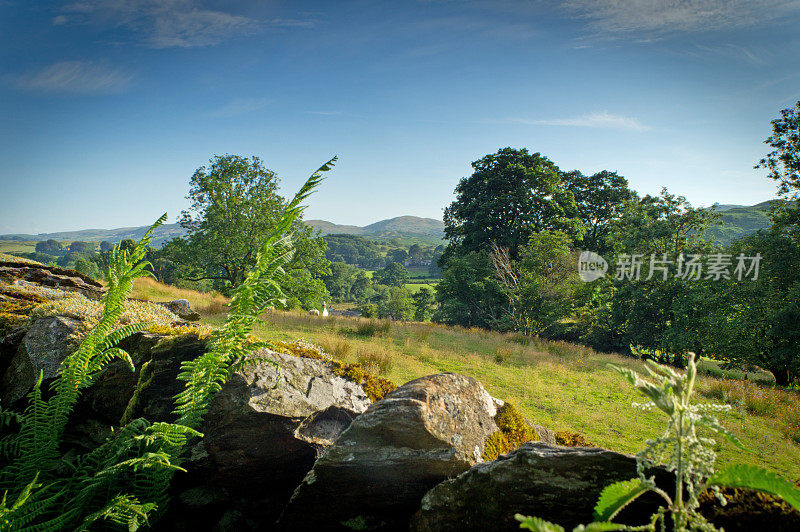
[403,282,438,293]
[131,278,800,480]
[0,241,37,254]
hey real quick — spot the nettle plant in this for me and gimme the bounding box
[516,353,800,532]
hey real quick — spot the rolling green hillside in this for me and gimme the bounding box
[0,223,187,247]
[2,216,446,248]
[305,215,445,239]
[706,200,790,245]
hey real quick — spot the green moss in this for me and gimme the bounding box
[272,340,328,360]
[482,403,538,461]
[0,283,51,334]
[146,323,210,338]
[0,312,29,333]
[555,430,593,447]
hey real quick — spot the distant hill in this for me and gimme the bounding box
[707,200,791,245]
[305,216,445,239]
[0,216,446,248]
[0,224,186,247]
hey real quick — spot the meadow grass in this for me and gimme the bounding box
[0,241,37,254]
[130,277,229,315]
[403,282,438,293]
[143,278,800,480]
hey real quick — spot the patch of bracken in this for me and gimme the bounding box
[482,403,539,461]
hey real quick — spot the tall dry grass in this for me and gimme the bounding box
[131,277,229,315]
[699,377,800,444]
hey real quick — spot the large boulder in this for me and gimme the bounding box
[410,442,672,532]
[203,349,371,489]
[278,373,500,531]
[1,315,81,403]
[159,348,373,530]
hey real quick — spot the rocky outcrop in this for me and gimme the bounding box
[2,315,82,403]
[159,348,373,530]
[410,442,673,532]
[159,299,201,322]
[80,332,205,425]
[278,373,500,531]
[0,258,104,300]
[203,349,371,489]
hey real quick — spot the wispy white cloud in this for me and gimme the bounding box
[209,97,269,117]
[59,0,319,48]
[51,14,69,25]
[694,43,769,66]
[13,61,132,94]
[564,0,800,37]
[511,111,650,131]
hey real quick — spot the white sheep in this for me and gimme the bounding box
[308,309,320,316]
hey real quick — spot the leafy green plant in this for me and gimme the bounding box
[0,157,336,530]
[515,352,800,532]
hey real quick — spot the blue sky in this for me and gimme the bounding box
[1,0,799,234]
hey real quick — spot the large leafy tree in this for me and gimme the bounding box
[442,147,583,262]
[757,100,800,198]
[609,188,719,256]
[562,169,634,255]
[178,155,331,304]
[697,226,800,385]
[436,148,583,329]
[576,190,719,361]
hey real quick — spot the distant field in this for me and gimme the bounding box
[0,240,37,254]
[404,282,438,293]
[130,278,800,481]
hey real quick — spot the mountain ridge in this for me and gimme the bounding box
[0,216,446,244]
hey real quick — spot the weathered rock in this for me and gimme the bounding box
[410,442,673,532]
[160,299,201,322]
[203,349,371,490]
[1,315,81,403]
[79,332,204,425]
[530,423,557,445]
[278,372,500,531]
[0,259,104,300]
[158,348,372,530]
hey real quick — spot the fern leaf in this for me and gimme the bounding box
[708,464,800,511]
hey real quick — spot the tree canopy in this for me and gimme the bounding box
[177,154,330,306]
[442,147,583,262]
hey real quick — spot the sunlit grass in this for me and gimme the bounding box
[136,278,800,480]
[130,277,229,315]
